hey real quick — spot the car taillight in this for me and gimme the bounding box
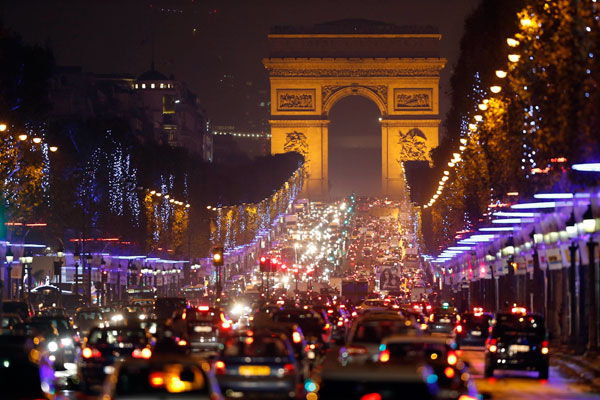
[487,338,497,353]
[283,363,295,375]
[541,340,549,355]
[447,351,458,366]
[337,320,344,327]
[379,349,390,363]
[177,339,188,346]
[444,366,456,378]
[360,393,382,400]
[221,321,231,329]
[81,347,101,359]
[324,323,330,330]
[214,360,226,375]
[149,372,165,388]
[456,325,463,334]
[132,348,152,359]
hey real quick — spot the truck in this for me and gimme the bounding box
[341,279,369,303]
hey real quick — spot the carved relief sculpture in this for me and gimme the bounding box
[394,88,433,111]
[397,128,428,163]
[277,89,316,111]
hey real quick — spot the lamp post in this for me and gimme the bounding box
[583,204,598,354]
[566,211,580,347]
[54,247,65,306]
[5,247,13,299]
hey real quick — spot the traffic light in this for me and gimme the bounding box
[101,270,108,283]
[259,256,270,272]
[212,246,224,266]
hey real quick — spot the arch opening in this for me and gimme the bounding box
[328,95,382,198]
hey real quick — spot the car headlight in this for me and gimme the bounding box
[139,314,147,320]
[230,304,244,315]
[60,337,73,347]
[111,314,124,322]
[47,341,58,352]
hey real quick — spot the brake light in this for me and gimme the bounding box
[379,349,390,363]
[198,305,210,311]
[352,311,357,317]
[132,348,152,359]
[511,306,527,315]
[429,314,434,322]
[283,363,295,376]
[324,323,330,330]
[221,321,231,329]
[337,320,344,327]
[81,347,101,359]
[360,393,382,400]
[149,372,164,387]
[444,366,455,378]
[292,331,302,344]
[214,360,226,375]
[456,325,463,334]
[177,339,188,346]
[327,309,334,314]
[487,338,497,353]
[447,351,458,366]
[541,340,549,355]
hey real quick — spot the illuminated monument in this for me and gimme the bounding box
[263,19,446,199]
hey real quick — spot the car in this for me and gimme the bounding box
[0,335,56,399]
[184,305,232,355]
[101,355,224,399]
[14,320,66,369]
[2,300,32,321]
[1,313,23,335]
[73,306,104,336]
[484,307,549,379]
[378,335,479,400]
[30,315,79,365]
[316,357,440,400]
[260,324,311,379]
[341,312,418,364]
[455,308,492,347]
[272,308,329,355]
[215,331,301,399]
[78,326,155,392]
[428,308,459,336]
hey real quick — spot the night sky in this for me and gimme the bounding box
[2,0,479,195]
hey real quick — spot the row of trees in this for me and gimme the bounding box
[0,23,303,259]
[418,0,600,253]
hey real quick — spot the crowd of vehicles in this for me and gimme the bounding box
[0,197,551,399]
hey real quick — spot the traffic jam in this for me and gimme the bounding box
[1,197,558,400]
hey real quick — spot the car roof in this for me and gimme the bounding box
[382,334,454,346]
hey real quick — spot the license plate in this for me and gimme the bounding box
[239,365,270,376]
[471,331,482,336]
[194,326,212,333]
[509,344,530,353]
[440,318,451,323]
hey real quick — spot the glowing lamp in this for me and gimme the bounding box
[583,204,596,233]
[32,137,42,144]
[444,170,450,175]
[495,70,507,78]
[474,114,483,122]
[566,211,578,239]
[507,38,520,47]
[468,123,477,131]
[0,123,6,132]
[49,146,58,152]
[520,18,532,27]
[508,54,521,62]
[490,85,502,94]
[448,162,455,168]
[478,103,488,111]
[572,163,600,172]
[18,134,28,141]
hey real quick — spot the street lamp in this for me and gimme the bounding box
[583,204,599,353]
[566,210,580,346]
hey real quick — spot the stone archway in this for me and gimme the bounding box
[264,19,446,199]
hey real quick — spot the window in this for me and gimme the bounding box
[151,83,155,89]
[163,95,176,114]
[160,83,165,89]
[141,83,146,89]
[134,84,138,89]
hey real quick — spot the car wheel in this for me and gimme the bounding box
[539,365,549,380]
[484,365,494,378]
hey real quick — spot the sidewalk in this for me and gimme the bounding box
[552,346,600,389]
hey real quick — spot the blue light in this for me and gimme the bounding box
[305,380,317,392]
[426,374,438,384]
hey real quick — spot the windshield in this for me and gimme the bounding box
[352,319,409,343]
[387,342,448,363]
[88,329,147,346]
[186,309,220,324]
[31,318,71,332]
[76,311,102,321]
[495,314,545,338]
[223,336,290,358]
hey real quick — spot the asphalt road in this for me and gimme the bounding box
[460,347,600,399]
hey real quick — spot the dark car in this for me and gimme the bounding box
[455,309,492,347]
[428,309,459,335]
[484,307,549,379]
[30,315,79,364]
[1,313,23,335]
[185,306,232,355]
[272,308,329,354]
[259,324,311,379]
[2,300,32,320]
[215,331,301,399]
[153,297,188,321]
[0,335,56,399]
[78,326,154,392]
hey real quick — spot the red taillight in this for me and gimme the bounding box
[541,340,549,355]
[198,305,210,311]
[177,339,188,346]
[447,351,458,366]
[132,348,152,359]
[337,320,344,327]
[444,366,455,378]
[283,363,295,376]
[379,349,390,363]
[149,372,165,388]
[221,321,231,329]
[81,347,101,359]
[456,325,463,334]
[360,393,382,400]
[487,338,497,353]
[324,323,330,330]
[215,360,226,375]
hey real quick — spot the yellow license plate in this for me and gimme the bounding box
[239,365,271,376]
